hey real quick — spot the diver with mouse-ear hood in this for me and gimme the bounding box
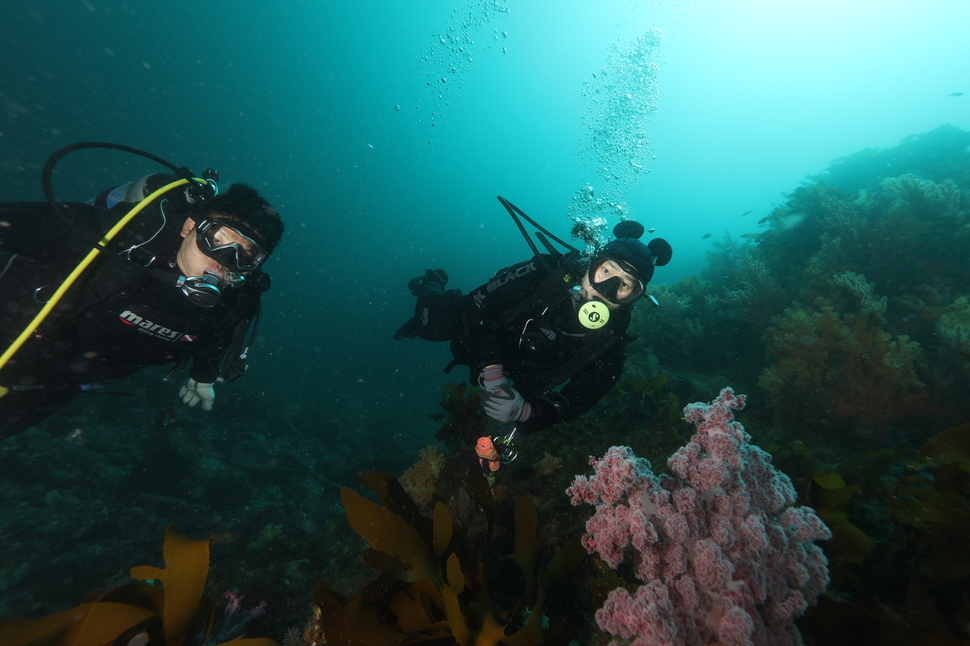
[394,196,672,472]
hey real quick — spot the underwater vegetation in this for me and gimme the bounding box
[758,298,923,434]
[0,525,277,646]
[310,470,586,645]
[642,124,970,447]
[2,125,970,645]
[431,383,490,454]
[621,124,970,641]
[789,422,970,644]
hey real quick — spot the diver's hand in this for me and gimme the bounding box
[479,364,509,394]
[479,364,528,423]
[481,388,526,423]
[180,378,215,411]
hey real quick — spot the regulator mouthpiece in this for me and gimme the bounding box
[178,270,223,307]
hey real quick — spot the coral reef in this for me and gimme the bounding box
[759,299,924,434]
[568,389,830,646]
[533,453,562,477]
[3,124,970,646]
[399,444,447,509]
[937,296,970,356]
[831,271,886,323]
[718,254,789,328]
[630,280,763,389]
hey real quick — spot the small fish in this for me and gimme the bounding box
[946,92,964,97]
[701,233,712,239]
[740,210,752,217]
[648,227,656,233]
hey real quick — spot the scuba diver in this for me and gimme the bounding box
[394,197,672,472]
[0,143,285,438]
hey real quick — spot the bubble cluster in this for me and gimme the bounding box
[412,0,510,129]
[569,29,664,247]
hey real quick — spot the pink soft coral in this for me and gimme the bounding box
[567,388,831,646]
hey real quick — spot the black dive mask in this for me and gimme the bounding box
[195,219,267,272]
[587,260,645,305]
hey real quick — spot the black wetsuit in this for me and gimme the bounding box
[398,254,633,434]
[0,178,258,438]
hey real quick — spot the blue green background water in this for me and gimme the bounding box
[3,0,968,431]
[2,0,970,631]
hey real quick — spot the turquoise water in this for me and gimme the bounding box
[2,0,969,637]
[2,0,968,413]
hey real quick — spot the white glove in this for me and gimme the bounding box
[180,378,215,411]
[479,364,527,423]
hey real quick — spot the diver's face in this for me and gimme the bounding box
[582,259,639,309]
[175,217,248,280]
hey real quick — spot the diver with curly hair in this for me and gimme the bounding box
[0,172,285,437]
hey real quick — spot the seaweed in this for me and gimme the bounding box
[432,383,489,453]
[801,423,970,642]
[311,470,586,645]
[0,525,277,646]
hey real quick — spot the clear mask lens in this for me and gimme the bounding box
[589,261,644,304]
[196,220,266,271]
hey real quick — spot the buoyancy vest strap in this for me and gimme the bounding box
[0,179,193,396]
[495,252,580,329]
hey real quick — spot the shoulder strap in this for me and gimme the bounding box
[496,251,582,328]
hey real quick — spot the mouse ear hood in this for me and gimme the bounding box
[647,237,672,267]
[596,221,673,285]
[613,220,645,240]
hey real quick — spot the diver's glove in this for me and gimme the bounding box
[479,364,532,423]
[180,378,215,411]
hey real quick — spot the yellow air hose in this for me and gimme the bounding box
[0,178,197,397]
